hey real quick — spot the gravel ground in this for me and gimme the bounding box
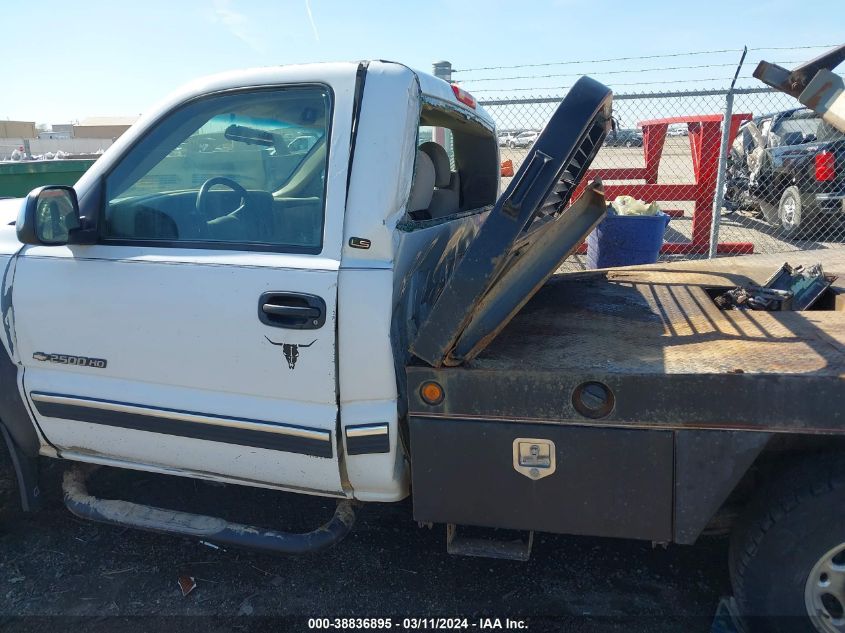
[0,454,732,632]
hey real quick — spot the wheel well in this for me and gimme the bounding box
[0,422,42,512]
[758,174,792,205]
[707,435,845,534]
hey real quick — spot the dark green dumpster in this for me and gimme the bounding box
[0,159,97,198]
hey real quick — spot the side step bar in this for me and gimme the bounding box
[62,465,357,554]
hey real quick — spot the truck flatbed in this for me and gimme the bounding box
[409,250,845,434]
[477,250,845,378]
[407,251,845,545]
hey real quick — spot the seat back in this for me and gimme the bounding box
[407,150,435,220]
[419,142,460,217]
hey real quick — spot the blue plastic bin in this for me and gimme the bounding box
[586,212,671,269]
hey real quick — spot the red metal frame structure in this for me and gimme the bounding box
[574,113,754,255]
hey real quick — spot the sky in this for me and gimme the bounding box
[2,0,842,124]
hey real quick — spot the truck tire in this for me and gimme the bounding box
[730,455,845,633]
[778,186,804,236]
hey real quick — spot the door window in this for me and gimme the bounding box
[103,86,332,253]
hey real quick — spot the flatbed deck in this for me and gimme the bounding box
[408,250,845,434]
[476,250,845,377]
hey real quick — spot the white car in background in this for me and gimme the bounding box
[497,131,517,147]
[508,130,540,148]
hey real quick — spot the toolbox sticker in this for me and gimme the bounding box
[264,337,316,370]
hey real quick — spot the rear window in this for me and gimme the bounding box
[775,117,819,137]
[818,120,845,143]
[411,101,498,220]
[418,126,455,169]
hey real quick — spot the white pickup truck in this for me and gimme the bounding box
[2,61,845,633]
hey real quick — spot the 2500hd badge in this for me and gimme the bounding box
[32,352,107,369]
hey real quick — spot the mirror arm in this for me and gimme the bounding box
[68,179,102,245]
[67,226,98,245]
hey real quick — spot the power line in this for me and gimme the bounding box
[458,61,800,84]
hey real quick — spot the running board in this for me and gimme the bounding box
[62,465,357,554]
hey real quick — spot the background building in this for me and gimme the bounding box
[0,121,36,139]
[73,116,137,139]
[51,123,75,137]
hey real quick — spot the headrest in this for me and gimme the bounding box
[407,150,435,212]
[419,141,452,188]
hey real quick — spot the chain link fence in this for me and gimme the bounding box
[463,54,844,270]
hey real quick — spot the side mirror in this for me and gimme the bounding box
[17,185,81,246]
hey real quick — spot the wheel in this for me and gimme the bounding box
[625,140,633,148]
[508,140,515,149]
[730,455,845,633]
[778,185,804,235]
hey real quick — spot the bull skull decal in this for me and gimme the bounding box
[265,336,316,369]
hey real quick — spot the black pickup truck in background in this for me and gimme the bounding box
[725,107,845,235]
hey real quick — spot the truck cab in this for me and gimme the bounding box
[0,61,505,504]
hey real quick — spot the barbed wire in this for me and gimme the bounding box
[470,71,808,93]
[471,77,744,93]
[457,61,800,84]
[452,44,837,74]
[453,48,742,74]
[749,44,840,51]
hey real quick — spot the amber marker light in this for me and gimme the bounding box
[420,381,444,406]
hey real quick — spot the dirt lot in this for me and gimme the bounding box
[0,454,731,632]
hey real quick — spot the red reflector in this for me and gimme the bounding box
[816,151,835,181]
[451,84,477,109]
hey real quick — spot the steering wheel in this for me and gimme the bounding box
[194,176,248,237]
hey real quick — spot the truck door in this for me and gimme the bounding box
[12,83,352,496]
